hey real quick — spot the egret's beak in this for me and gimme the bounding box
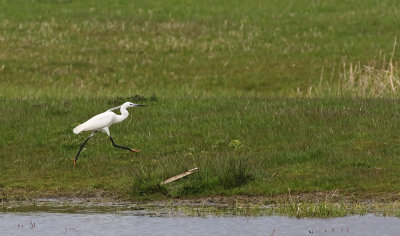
[135,104,145,107]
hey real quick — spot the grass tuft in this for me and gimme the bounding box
[216,156,254,189]
[130,161,168,197]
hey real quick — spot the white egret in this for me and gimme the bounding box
[72,102,145,167]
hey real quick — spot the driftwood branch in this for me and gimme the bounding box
[160,167,199,185]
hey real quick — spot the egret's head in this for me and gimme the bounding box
[122,102,145,108]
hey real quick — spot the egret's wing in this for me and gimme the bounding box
[78,111,116,132]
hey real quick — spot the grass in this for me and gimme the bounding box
[3,96,400,202]
[2,0,400,216]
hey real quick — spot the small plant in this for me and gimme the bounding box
[228,139,244,151]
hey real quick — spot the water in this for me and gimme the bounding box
[1,210,400,236]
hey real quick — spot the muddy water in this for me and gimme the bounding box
[1,210,399,236]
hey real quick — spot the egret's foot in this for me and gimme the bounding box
[130,148,141,153]
[70,158,77,168]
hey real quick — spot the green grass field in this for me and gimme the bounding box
[2,0,400,206]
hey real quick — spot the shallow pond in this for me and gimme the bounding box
[1,208,399,236]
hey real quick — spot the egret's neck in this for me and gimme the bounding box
[115,106,129,123]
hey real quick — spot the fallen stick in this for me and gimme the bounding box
[160,167,199,185]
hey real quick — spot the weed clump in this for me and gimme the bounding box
[131,165,168,196]
[216,157,254,189]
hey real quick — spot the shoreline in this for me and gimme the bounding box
[2,192,400,218]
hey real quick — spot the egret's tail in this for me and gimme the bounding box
[73,124,84,134]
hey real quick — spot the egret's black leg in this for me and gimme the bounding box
[73,133,94,167]
[109,136,134,151]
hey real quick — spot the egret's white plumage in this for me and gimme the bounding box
[71,101,145,167]
[73,102,141,134]
[73,110,121,134]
